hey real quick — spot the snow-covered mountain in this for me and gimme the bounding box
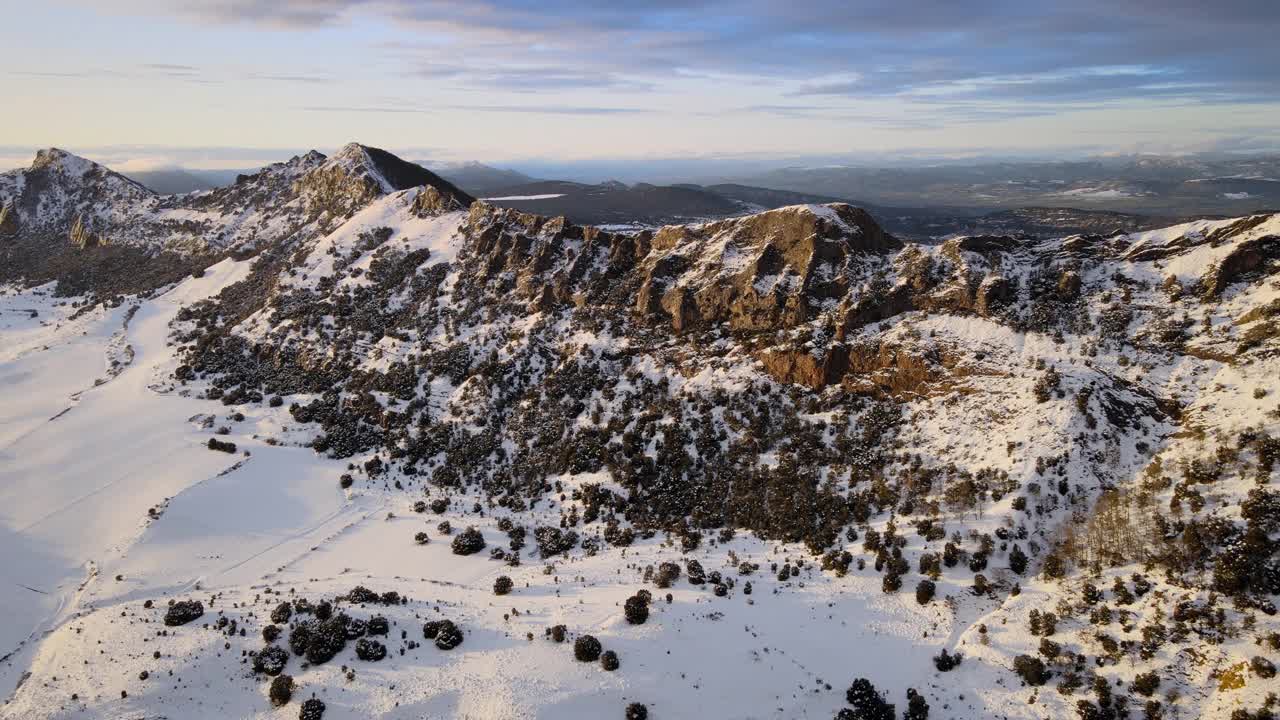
[1,144,1277,720]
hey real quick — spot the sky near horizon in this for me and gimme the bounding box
[2,0,1280,172]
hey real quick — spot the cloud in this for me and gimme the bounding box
[304,104,650,115]
[92,0,1280,111]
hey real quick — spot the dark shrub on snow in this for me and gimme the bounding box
[625,595,650,624]
[254,645,289,676]
[574,634,602,662]
[654,561,681,588]
[904,689,929,720]
[1252,656,1276,679]
[367,616,389,636]
[933,649,962,672]
[451,527,486,555]
[549,624,567,643]
[601,649,620,671]
[494,576,514,595]
[163,600,205,626]
[304,617,348,664]
[269,674,294,707]
[207,437,237,453]
[271,601,293,623]
[625,702,648,720]
[1131,671,1160,696]
[845,677,894,720]
[433,619,463,650]
[263,624,281,643]
[915,579,936,605]
[415,531,430,545]
[1013,654,1050,686]
[299,697,325,720]
[355,638,387,661]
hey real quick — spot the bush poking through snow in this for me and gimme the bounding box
[494,576,514,595]
[624,594,650,624]
[1013,654,1050,686]
[601,649,620,671]
[574,634,602,662]
[915,579,936,605]
[207,437,237,453]
[428,619,463,650]
[270,602,292,624]
[1131,671,1160,696]
[355,638,386,661]
[451,527,486,555]
[299,697,325,720]
[549,624,567,643]
[268,674,294,707]
[625,703,648,720]
[253,645,289,676]
[163,600,205,626]
[845,677,894,719]
[415,531,429,545]
[933,649,962,672]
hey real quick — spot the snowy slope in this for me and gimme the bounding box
[1,147,1277,720]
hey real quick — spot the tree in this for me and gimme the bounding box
[1009,544,1028,575]
[494,576,514,595]
[845,678,894,720]
[915,579,936,605]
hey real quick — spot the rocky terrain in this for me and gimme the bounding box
[1,144,1278,720]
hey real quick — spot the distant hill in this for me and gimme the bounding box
[431,161,537,196]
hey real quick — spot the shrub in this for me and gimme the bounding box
[355,638,386,661]
[415,531,429,545]
[269,674,294,707]
[299,698,326,720]
[1009,544,1028,575]
[1013,655,1050,686]
[451,527,486,555]
[933,649,962,672]
[549,624,567,643]
[601,649,620,671]
[207,437,237,453]
[367,616,389,635]
[915,579,936,605]
[655,562,681,588]
[494,576,514,595]
[624,594,650,624]
[303,617,347,664]
[1038,638,1061,659]
[253,645,289,676]
[904,689,929,720]
[433,620,463,650]
[1132,671,1160,696]
[1251,656,1277,679]
[263,624,281,643]
[430,498,449,514]
[882,571,902,593]
[625,702,648,720]
[574,634,602,662]
[163,600,205,626]
[339,474,353,489]
[271,602,293,623]
[845,677,894,720]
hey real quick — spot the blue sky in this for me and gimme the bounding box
[2,0,1279,171]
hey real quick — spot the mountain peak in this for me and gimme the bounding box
[30,147,99,177]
